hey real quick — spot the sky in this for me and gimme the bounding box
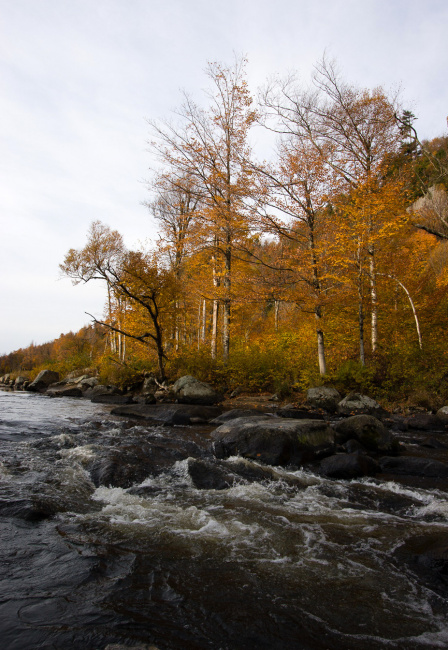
[1,0,447,354]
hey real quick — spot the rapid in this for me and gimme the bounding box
[1,391,448,650]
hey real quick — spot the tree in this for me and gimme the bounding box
[148,57,256,360]
[60,221,177,380]
[261,56,402,358]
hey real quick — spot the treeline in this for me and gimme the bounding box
[3,57,448,405]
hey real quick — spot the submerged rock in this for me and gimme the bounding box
[212,416,334,466]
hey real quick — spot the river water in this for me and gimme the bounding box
[1,391,448,649]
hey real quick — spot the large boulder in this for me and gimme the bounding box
[13,376,27,390]
[403,412,445,431]
[320,451,380,479]
[212,416,334,466]
[210,409,272,425]
[333,415,396,452]
[27,369,60,392]
[172,375,223,405]
[111,403,222,425]
[337,392,383,417]
[306,386,341,413]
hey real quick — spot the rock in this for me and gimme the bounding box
[278,407,324,420]
[110,403,222,425]
[212,416,334,467]
[90,438,206,488]
[333,415,396,452]
[306,386,341,413]
[84,384,122,399]
[134,394,157,405]
[403,413,446,431]
[436,406,448,423]
[421,437,448,449]
[210,409,271,424]
[91,394,134,405]
[172,375,223,405]
[320,451,380,479]
[65,374,90,384]
[337,392,383,417]
[186,458,237,490]
[46,386,83,398]
[27,369,60,392]
[185,456,305,490]
[379,456,448,478]
[13,376,27,390]
[342,438,366,453]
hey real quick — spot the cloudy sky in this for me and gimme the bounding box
[1,0,447,354]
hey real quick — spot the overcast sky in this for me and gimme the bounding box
[1,0,447,354]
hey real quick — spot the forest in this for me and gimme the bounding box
[2,57,448,408]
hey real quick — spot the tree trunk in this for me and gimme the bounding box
[369,247,378,353]
[201,299,206,343]
[274,300,279,331]
[211,300,219,359]
[315,305,326,375]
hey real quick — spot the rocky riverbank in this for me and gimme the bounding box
[2,370,448,495]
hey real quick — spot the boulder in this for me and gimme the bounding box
[13,376,27,390]
[186,458,237,490]
[142,374,158,395]
[320,451,380,479]
[379,456,448,479]
[306,386,341,413]
[110,403,222,425]
[337,392,383,417]
[46,386,83,398]
[27,369,60,392]
[172,375,223,405]
[333,415,396,452]
[210,408,272,425]
[91,394,134,405]
[436,406,448,424]
[212,416,334,466]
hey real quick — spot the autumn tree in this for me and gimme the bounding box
[60,221,177,380]
[148,57,256,361]
[261,56,403,358]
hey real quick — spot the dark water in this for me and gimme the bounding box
[1,391,448,649]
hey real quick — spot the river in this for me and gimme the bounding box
[1,390,448,649]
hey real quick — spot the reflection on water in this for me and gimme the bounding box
[1,391,448,649]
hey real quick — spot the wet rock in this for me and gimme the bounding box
[111,403,222,425]
[212,416,334,466]
[210,408,272,424]
[306,386,341,413]
[337,392,384,417]
[403,412,445,431]
[334,415,396,452]
[90,438,206,488]
[27,369,60,392]
[421,437,448,449]
[320,451,380,479]
[186,458,237,490]
[84,384,122,399]
[46,386,83,398]
[172,375,223,405]
[379,456,448,478]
